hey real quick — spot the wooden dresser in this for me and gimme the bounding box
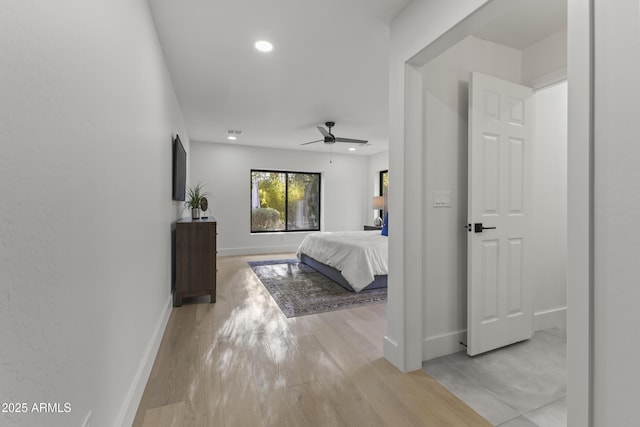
[174,217,217,307]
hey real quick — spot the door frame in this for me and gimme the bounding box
[384,0,593,426]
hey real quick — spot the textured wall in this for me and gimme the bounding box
[0,1,187,426]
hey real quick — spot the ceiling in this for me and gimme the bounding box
[148,0,566,156]
[472,0,567,50]
[148,0,412,156]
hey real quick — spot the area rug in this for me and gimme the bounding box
[248,259,387,318]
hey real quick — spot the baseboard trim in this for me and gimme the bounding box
[422,330,467,362]
[116,294,173,427]
[420,308,567,363]
[534,306,567,331]
[218,245,300,256]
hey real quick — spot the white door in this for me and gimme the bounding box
[467,72,533,356]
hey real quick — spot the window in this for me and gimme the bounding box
[379,170,388,218]
[251,170,321,232]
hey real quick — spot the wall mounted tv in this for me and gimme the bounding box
[172,134,186,201]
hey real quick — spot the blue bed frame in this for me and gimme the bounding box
[299,253,388,292]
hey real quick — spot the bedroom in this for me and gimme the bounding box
[189,143,389,256]
[159,0,569,423]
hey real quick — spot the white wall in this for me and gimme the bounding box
[0,1,187,426]
[532,81,568,330]
[565,2,592,425]
[521,29,567,88]
[386,0,491,373]
[189,142,370,255]
[421,36,523,359]
[593,0,640,424]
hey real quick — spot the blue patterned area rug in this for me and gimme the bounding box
[248,259,387,318]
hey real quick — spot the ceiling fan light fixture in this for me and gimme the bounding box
[254,40,273,52]
[301,121,368,146]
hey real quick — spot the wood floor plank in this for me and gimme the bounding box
[349,362,432,426]
[349,304,386,323]
[192,332,225,426]
[368,301,387,317]
[346,315,385,352]
[369,358,491,426]
[253,377,311,427]
[318,309,381,354]
[133,254,491,427]
[406,370,494,427]
[310,313,379,374]
[286,380,347,426]
[141,401,186,427]
[217,352,264,427]
[296,334,386,427]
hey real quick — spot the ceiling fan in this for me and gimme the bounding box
[302,121,368,146]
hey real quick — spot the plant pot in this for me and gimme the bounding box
[191,208,200,220]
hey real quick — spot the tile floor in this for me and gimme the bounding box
[423,328,567,427]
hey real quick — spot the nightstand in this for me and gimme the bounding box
[364,225,382,231]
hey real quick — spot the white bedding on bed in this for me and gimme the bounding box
[296,230,388,292]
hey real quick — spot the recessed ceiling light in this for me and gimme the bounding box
[254,40,273,52]
[348,147,356,151]
[227,135,237,141]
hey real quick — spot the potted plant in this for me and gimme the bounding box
[185,183,210,219]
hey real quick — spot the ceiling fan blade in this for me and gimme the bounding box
[301,139,322,145]
[317,126,331,138]
[334,137,368,144]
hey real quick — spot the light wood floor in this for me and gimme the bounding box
[132,254,490,427]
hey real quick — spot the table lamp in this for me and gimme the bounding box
[372,196,384,226]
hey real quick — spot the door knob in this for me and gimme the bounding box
[474,223,496,233]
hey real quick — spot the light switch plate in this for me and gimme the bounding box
[433,190,452,207]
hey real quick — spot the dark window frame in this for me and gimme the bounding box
[379,170,388,219]
[250,169,322,233]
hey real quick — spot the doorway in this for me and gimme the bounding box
[409,1,569,424]
[384,0,592,424]
[424,80,568,426]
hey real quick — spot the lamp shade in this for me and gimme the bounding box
[372,196,384,210]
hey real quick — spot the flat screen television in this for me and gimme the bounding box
[172,134,186,201]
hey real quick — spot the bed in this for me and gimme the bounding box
[296,230,388,292]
